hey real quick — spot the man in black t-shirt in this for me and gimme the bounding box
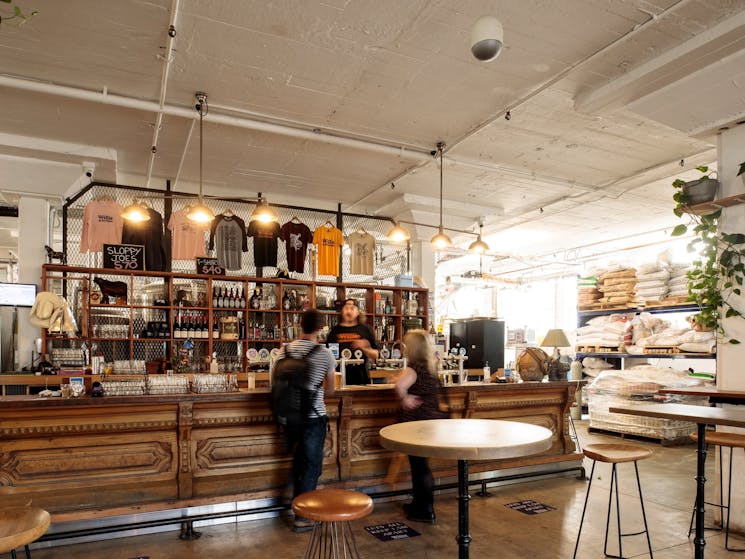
[327,298,379,385]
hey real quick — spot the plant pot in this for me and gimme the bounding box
[684,178,719,204]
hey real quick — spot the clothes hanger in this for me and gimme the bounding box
[95,194,113,202]
[291,216,301,224]
[224,208,233,217]
[324,220,334,229]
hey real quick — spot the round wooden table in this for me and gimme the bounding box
[379,419,553,559]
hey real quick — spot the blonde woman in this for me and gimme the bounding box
[394,329,446,524]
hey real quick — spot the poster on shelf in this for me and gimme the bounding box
[103,244,145,271]
[196,257,225,276]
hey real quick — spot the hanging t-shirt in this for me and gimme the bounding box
[247,220,281,269]
[167,207,209,260]
[313,224,344,277]
[80,199,124,253]
[347,231,375,276]
[122,208,167,271]
[280,220,313,273]
[209,214,248,271]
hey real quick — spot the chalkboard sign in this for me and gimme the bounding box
[103,244,145,271]
[196,257,225,276]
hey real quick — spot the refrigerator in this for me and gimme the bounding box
[449,318,505,370]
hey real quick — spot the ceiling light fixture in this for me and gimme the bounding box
[468,222,490,254]
[387,222,411,242]
[121,200,150,222]
[430,142,452,249]
[250,196,278,223]
[187,92,215,224]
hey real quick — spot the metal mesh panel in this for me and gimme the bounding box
[64,183,408,283]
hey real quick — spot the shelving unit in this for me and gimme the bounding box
[685,193,745,216]
[41,265,428,375]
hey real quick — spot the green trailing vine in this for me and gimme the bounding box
[0,0,38,27]
[672,165,745,344]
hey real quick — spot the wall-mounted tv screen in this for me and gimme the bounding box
[0,283,37,307]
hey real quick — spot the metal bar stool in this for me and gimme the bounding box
[573,443,654,559]
[688,431,745,552]
[292,489,374,558]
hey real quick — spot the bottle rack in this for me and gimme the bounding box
[41,265,429,375]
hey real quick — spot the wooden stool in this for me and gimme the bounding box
[688,432,745,552]
[0,507,50,559]
[573,443,654,559]
[292,489,373,558]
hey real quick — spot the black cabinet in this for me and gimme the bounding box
[449,319,505,370]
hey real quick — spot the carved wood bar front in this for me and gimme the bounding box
[0,382,581,517]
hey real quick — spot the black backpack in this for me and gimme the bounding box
[271,344,323,428]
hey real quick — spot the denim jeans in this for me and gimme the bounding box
[288,415,328,498]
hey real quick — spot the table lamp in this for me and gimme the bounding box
[540,329,570,360]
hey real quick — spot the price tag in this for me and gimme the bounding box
[103,244,145,271]
[196,257,225,276]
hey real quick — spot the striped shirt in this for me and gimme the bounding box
[274,339,336,418]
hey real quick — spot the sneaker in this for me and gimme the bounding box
[402,503,436,524]
[293,517,315,533]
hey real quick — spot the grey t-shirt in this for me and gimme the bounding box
[208,215,247,271]
[274,339,336,418]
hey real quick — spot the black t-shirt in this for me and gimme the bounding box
[247,221,281,268]
[280,221,313,273]
[327,322,378,385]
[122,208,166,271]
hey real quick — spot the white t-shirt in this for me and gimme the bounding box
[347,231,375,276]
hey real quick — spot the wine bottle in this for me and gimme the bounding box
[384,297,392,314]
[212,317,219,339]
[186,315,194,339]
[200,315,208,339]
[282,291,291,310]
[212,287,218,308]
[226,287,233,308]
[250,288,261,310]
[239,288,245,308]
[239,313,246,339]
[217,287,224,308]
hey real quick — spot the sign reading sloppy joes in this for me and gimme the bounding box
[103,244,145,271]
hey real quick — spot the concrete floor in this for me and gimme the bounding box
[27,422,745,558]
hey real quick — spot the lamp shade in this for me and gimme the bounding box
[468,236,489,254]
[186,201,215,223]
[387,222,410,242]
[250,199,278,223]
[540,329,570,348]
[121,201,150,222]
[430,227,452,249]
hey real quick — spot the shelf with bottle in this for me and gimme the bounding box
[280,284,312,312]
[373,289,397,316]
[173,310,211,341]
[210,283,247,310]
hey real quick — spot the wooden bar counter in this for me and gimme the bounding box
[0,381,581,518]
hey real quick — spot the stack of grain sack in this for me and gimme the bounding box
[577,275,601,309]
[635,263,670,304]
[575,313,632,351]
[667,263,692,299]
[597,266,637,307]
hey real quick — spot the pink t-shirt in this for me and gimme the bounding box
[168,208,209,260]
[80,199,124,253]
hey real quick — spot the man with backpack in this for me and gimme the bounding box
[271,309,336,532]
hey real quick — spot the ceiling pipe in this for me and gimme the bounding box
[0,74,433,161]
[145,0,180,188]
[172,117,196,191]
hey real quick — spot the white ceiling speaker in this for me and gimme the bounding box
[470,16,504,62]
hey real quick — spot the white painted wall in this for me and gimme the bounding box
[715,126,745,531]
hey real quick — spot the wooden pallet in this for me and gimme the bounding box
[641,296,692,308]
[643,345,681,354]
[575,345,624,354]
[577,302,635,312]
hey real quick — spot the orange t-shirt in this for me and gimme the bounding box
[313,225,344,277]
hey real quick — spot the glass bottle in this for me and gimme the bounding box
[239,287,245,308]
[212,317,219,339]
[282,290,291,310]
[384,297,392,314]
[212,287,218,308]
[250,288,261,310]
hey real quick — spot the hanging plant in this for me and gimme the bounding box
[672,166,745,344]
[0,1,38,27]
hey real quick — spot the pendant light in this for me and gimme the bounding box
[468,222,489,254]
[387,222,411,242]
[187,92,215,224]
[121,199,150,222]
[430,142,452,249]
[250,196,278,223]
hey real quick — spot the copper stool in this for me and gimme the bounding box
[688,432,745,552]
[292,489,373,558]
[573,443,654,559]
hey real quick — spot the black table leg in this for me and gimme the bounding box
[695,422,707,559]
[457,459,471,559]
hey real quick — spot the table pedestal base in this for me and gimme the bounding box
[457,459,472,559]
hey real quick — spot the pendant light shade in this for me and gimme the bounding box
[250,198,278,223]
[430,226,452,249]
[468,222,489,254]
[387,222,411,242]
[188,92,215,224]
[430,142,451,249]
[122,200,150,222]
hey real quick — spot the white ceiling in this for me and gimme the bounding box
[0,0,743,271]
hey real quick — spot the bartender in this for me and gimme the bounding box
[327,298,379,385]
